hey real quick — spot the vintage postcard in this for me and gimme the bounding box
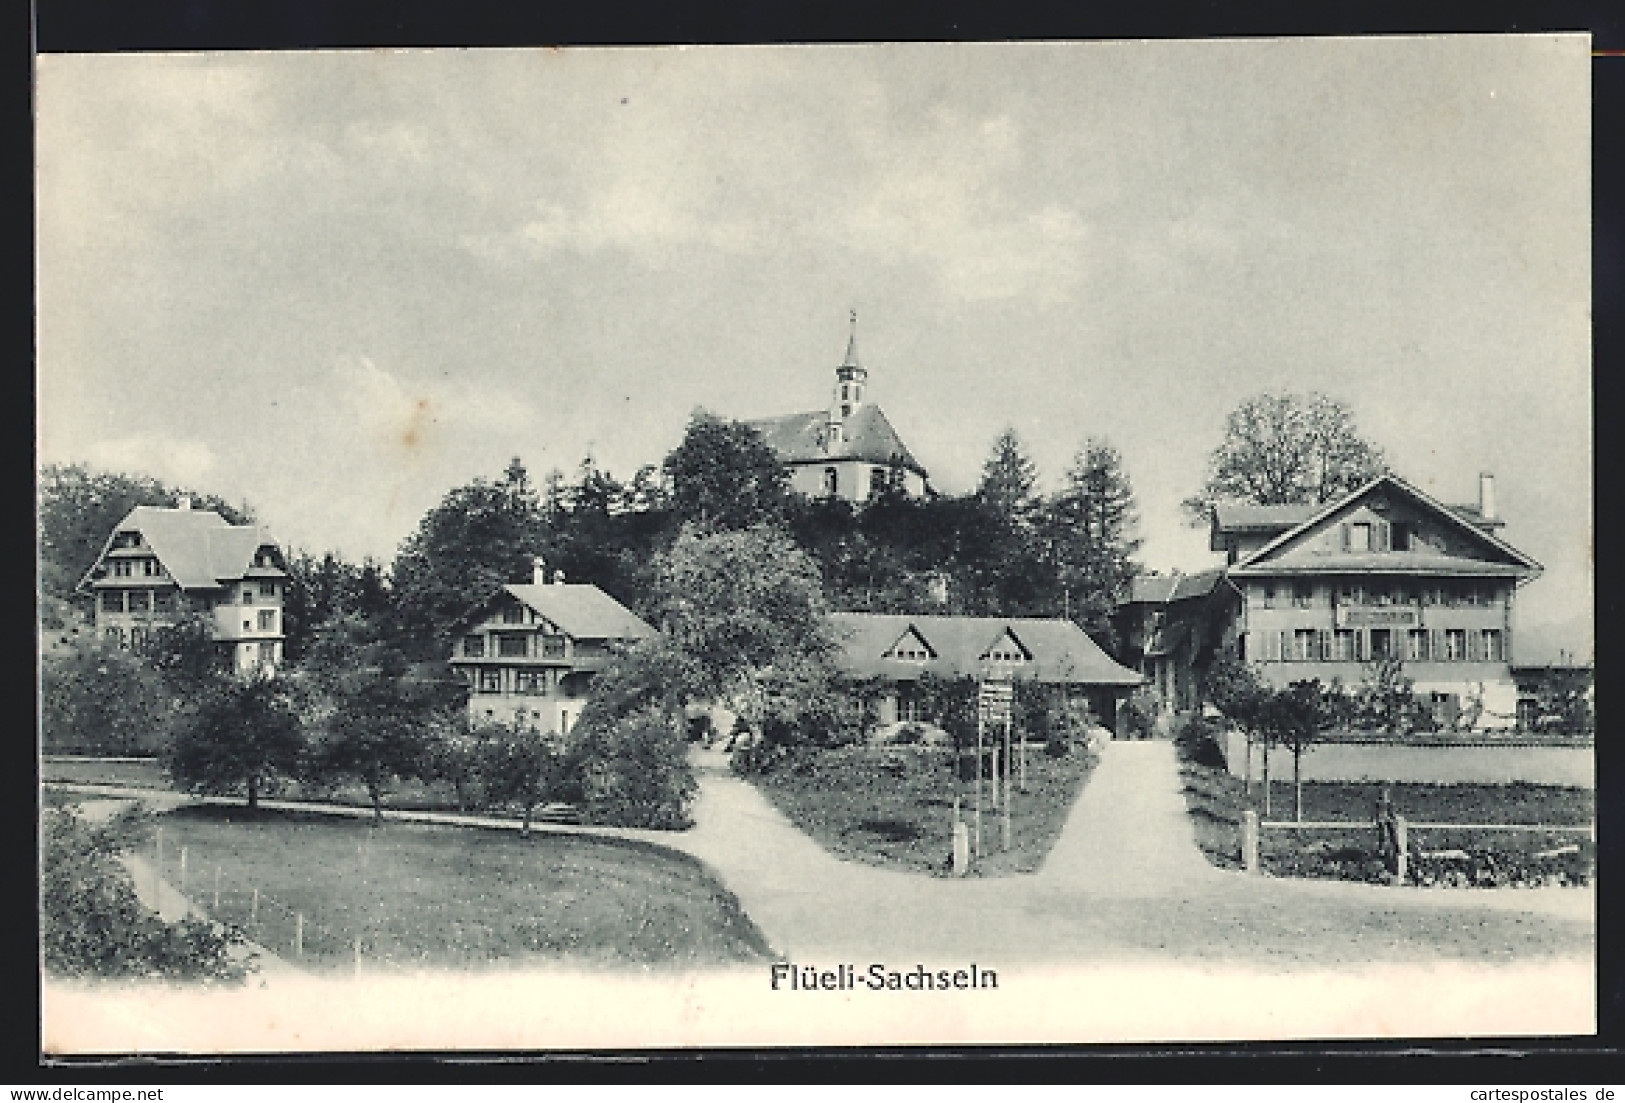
[36,36,1594,1054]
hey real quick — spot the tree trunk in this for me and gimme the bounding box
[1293,745,1302,823]
[1261,742,1271,818]
[247,775,259,810]
[521,804,532,839]
[1243,735,1252,800]
[369,781,383,825]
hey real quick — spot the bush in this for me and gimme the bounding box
[1121,687,1159,740]
[41,806,248,983]
[1172,712,1227,769]
[570,708,695,829]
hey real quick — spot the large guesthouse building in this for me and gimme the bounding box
[447,559,657,733]
[76,499,289,674]
[1215,473,1541,727]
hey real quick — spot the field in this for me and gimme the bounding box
[147,804,771,972]
[40,756,571,822]
[750,742,1096,877]
[1176,740,1595,886]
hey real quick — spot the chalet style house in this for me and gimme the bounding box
[1119,473,1541,729]
[76,499,288,673]
[448,559,657,732]
[1112,569,1231,717]
[747,315,931,503]
[830,612,1143,733]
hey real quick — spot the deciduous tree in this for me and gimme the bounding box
[166,674,307,809]
[661,412,790,531]
[1182,392,1387,525]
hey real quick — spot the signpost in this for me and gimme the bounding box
[978,676,1015,855]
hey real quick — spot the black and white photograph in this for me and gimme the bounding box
[36,35,1595,1052]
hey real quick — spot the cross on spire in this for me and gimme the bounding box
[843,309,861,368]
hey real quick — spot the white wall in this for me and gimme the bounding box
[1220,728,1593,788]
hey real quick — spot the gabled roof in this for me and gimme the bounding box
[1228,474,1542,577]
[1212,497,1505,551]
[1123,568,1225,606]
[746,404,928,478]
[77,506,282,591]
[461,583,657,642]
[829,612,1142,687]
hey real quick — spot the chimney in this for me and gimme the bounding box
[176,496,192,511]
[531,556,547,586]
[553,569,566,586]
[1478,472,1497,522]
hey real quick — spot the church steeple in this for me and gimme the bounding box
[828,311,869,449]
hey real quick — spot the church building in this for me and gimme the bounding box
[747,314,931,503]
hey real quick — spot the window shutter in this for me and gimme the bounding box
[1467,631,1482,662]
[1279,631,1290,662]
[1376,521,1391,551]
[1429,629,1441,662]
[1318,629,1330,660]
[1340,523,1351,551]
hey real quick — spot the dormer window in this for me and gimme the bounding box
[1349,522,1372,552]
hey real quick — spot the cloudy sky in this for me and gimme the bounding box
[37,37,1591,659]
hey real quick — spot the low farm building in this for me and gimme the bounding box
[829,612,1143,734]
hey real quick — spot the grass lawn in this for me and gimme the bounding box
[41,757,170,790]
[1175,738,1595,886]
[750,742,1097,877]
[40,757,570,822]
[151,805,771,972]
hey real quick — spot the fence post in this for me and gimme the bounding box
[155,827,164,900]
[179,846,188,895]
[354,938,363,978]
[251,887,259,923]
[1241,810,1260,874]
[295,912,304,957]
[213,865,221,910]
[952,819,969,876]
[1394,815,1409,885]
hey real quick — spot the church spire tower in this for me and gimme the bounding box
[828,310,868,448]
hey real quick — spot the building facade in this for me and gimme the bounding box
[1217,473,1541,728]
[1112,569,1236,716]
[448,559,657,732]
[746,315,931,503]
[76,499,288,674]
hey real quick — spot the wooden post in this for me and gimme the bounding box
[1241,810,1260,874]
[213,865,221,910]
[295,912,304,957]
[994,714,1007,851]
[179,847,188,894]
[974,711,984,860]
[952,820,969,877]
[251,887,259,923]
[155,827,164,900]
[354,938,363,977]
[1394,815,1409,885]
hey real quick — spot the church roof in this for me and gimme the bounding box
[746,405,928,478]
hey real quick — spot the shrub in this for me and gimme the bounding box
[41,806,247,983]
[1121,687,1159,740]
[39,641,168,756]
[570,708,695,829]
[1171,712,1227,770]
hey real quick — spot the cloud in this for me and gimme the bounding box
[844,110,1091,303]
[84,433,218,486]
